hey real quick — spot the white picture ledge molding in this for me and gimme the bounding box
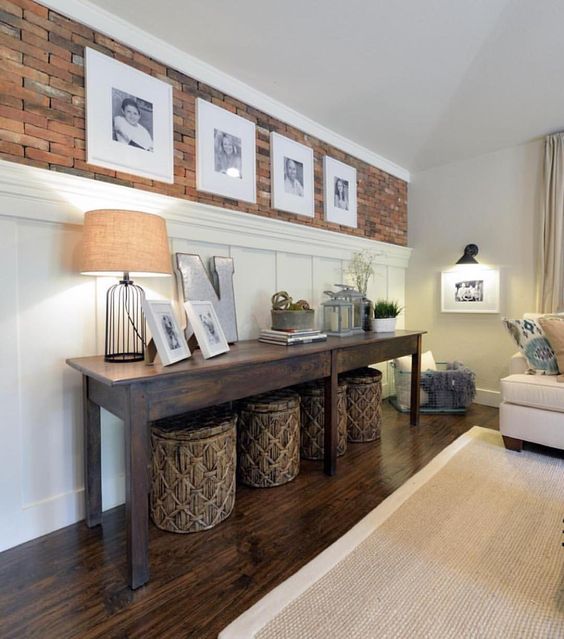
[0,160,412,268]
[40,0,409,182]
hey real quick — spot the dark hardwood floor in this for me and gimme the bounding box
[0,403,500,639]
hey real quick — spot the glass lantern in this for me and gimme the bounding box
[334,284,364,333]
[322,291,354,336]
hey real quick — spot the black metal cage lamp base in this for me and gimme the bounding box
[105,274,146,363]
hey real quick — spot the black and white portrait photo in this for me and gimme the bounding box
[184,300,229,359]
[141,299,190,366]
[454,280,484,303]
[160,313,181,351]
[284,157,304,197]
[111,88,154,152]
[323,156,357,227]
[214,129,242,178]
[199,311,220,345]
[334,177,349,210]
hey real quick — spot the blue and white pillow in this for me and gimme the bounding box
[503,318,559,374]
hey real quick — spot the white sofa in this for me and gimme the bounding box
[500,315,564,452]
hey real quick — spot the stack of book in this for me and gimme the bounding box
[259,328,327,346]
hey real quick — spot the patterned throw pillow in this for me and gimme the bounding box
[503,318,559,374]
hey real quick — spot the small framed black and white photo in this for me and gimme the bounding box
[323,156,357,228]
[184,300,230,359]
[85,48,174,183]
[441,268,500,313]
[142,300,191,366]
[196,98,256,203]
[270,132,314,217]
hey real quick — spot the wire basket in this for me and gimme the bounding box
[389,361,476,414]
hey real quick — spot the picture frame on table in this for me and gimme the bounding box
[441,268,500,313]
[142,300,191,366]
[85,48,174,183]
[184,300,230,359]
[196,98,256,203]
[270,132,314,217]
[323,156,357,228]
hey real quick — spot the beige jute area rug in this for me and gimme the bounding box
[220,427,564,638]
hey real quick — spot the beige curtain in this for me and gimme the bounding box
[538,133,564,313]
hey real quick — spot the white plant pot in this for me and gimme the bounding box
[371,317,397,332]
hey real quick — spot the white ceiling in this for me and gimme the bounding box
[85,0,564,173]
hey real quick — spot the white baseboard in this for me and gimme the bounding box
[474,388,501,408]
[0,475,125,553]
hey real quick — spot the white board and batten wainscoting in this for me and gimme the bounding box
[0,159,411,552]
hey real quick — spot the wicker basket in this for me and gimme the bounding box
[238,389,300,487]
[150,406,237,534]
[342,367,382,442]
[296,380,348,460]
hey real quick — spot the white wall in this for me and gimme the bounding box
[406,140,542,405]
[0,160,410,552]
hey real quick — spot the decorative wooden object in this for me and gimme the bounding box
[238,390,300,487]
[151,407,237,533]
[297,379,348,460]
[343,367,383,442]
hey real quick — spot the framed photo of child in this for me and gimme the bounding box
[184,300,230,359]
[196,98,256,203]
[142,300,191,366]
[270,132,314,217]
[85,48,174,183]
[323,156,357,228]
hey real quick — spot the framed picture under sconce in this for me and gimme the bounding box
[441,268,500,313]
[323,156,357,228]
[85,48,174,183]
[184,300,230,359]
[196,98,256,203]
[142,300,191,366]
[270,132,314,217]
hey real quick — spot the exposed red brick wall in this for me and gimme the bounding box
[0,0,408,245]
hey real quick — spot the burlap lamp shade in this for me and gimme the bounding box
[80,209,172,363]
[80,209,172,277]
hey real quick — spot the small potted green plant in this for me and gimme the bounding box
[371,300,402,332]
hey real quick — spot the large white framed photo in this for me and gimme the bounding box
[196,98,256,203]
[324,156,357,228]
[184,300,230,359]
[441,268,500,313]
[142,300,191,366]
[270,132,314,217]
[85,48,174,183]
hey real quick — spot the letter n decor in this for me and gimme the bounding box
[176,253,239,343]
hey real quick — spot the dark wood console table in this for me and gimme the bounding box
[67,330,425,589]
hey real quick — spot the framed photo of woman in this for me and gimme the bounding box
[184,300,230,359]
[85,48,174,183]
[196,99,256,203]
[142,300,191,366]
[323,156,357,228]
[270,132,314,217]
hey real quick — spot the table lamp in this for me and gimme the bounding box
[80,209,172,362]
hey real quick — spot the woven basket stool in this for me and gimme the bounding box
[238,389,300,488]
[150,406,237,534]
[297,379,348,460]
[342,367,383,443]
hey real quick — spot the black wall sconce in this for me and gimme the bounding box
[456,244,479,265]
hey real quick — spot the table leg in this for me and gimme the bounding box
[324,351,338,476]
[83,376,102,528]
[124,385,150,589]
[410,334,422,426]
